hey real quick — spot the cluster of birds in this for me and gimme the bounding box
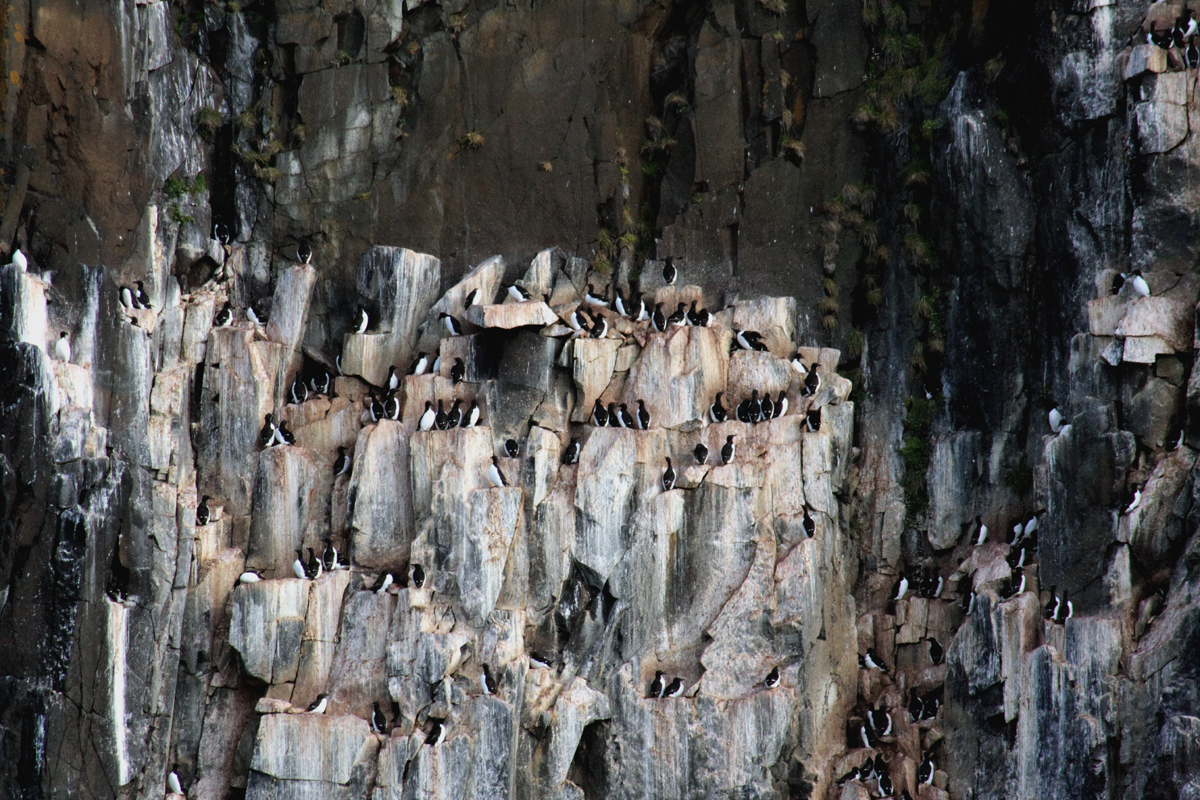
[1111,269,1151,298]
[1146,8,1199,68]
[840,506,1090,795]
[179,249,852,758]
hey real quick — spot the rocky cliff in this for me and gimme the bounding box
[2,0,1200,799]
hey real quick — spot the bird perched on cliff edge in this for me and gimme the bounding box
[662,458,676,492]
[54,331,71,362]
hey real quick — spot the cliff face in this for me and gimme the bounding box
[2,0,1200,799]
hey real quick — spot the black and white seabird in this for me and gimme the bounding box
[562,438,581,465]
[891,573,911,601]
[836,767,859,786]
[764,666,780,688]
[918,757,935,785]
[310,371,331,395]
[1044,585,1060,620]
[371,702,387,733]
[504,438,520,458]
[214,222,231,244]
[11,248,27,272]
[971,515,988,546]
[591,315,608,339]
[434,400,449,430]
[373,571,394,594]
[322,539,338,572]
[334,446,351,476]
[305,693,329,713]
[464,288,481,308]
[633,296,648,322]
[382,365,399,392]
[734,329,761,351]
[425,719,447,745]
[790,352,807,376]
[614,288,628,318]
[710,392,728,422]
[608,403,622,427]
[802,508,816,538]
[506,283,532,302]
[463,400,481,428]
[353,306,369,334]
[196,496,211,526]
[662,676,685,697]
[774,391,787,418]
[481,663,497,695]
[878,772,894,797]
[859,724,876,749]
[749,390,763,423]
[651,302,666,332]
[1051,589,1073,623]
[419,401,436,431]
[1122,484,1142,515]
[619,403,636,429]
[662,258,677,285]
[636,399,651,430]
[384,392,402,421]
[296,240,313,264]
[53,332,71,362]
[583,284,609,306]
[592,399,609,427]
[1007,544,1029,570]
[1049,407,1064,433]
[488,456,508,488]
[928,637,944,664]
[1188,37,1199,68]
[246,301,266,325]
[450,358,465,385]
[410,352,429,375]
[440,312,464,336]
[760,392,774,420]
[305,547,323,579]
[649,670,666,698]
[168,770,184,795]
[120,285,136,310]
[721,435,736,465]
[293,550,307,580]
[694,442,709,464]
[804,408,822,432]
[860,648,888,672]
[1125,270,1150,297]
[364,391,384,422]
[667,302,688,326]
[276,419,297,443]
[736,399,752,424]
[238,570,262,584]
[1002,571,1027,599]
[569,306,590,333]
[259,414,278,448]
[290,379,308,405]
[411,563,426,588]
[135,281,152,309]
[867,706,892,736]
[803,364,821,396]
[688,300,710,327]
[215,301,233,327]
[445,398,461,428]
[662,458,676,491]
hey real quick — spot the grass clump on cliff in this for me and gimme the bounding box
[195,107,223,139]
[900,395,937,523]
[459,131,486,150]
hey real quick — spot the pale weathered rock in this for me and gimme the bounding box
[1115,295,1193,351]
[248,712,375,785]
[569,337,622,423]
[246,446,332,576]
[229,579,312,684]
[622,326,730,430]
[294,570,352,710]
[466,300,559,329]
[348,420,414,569]
[350,247,443,384]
